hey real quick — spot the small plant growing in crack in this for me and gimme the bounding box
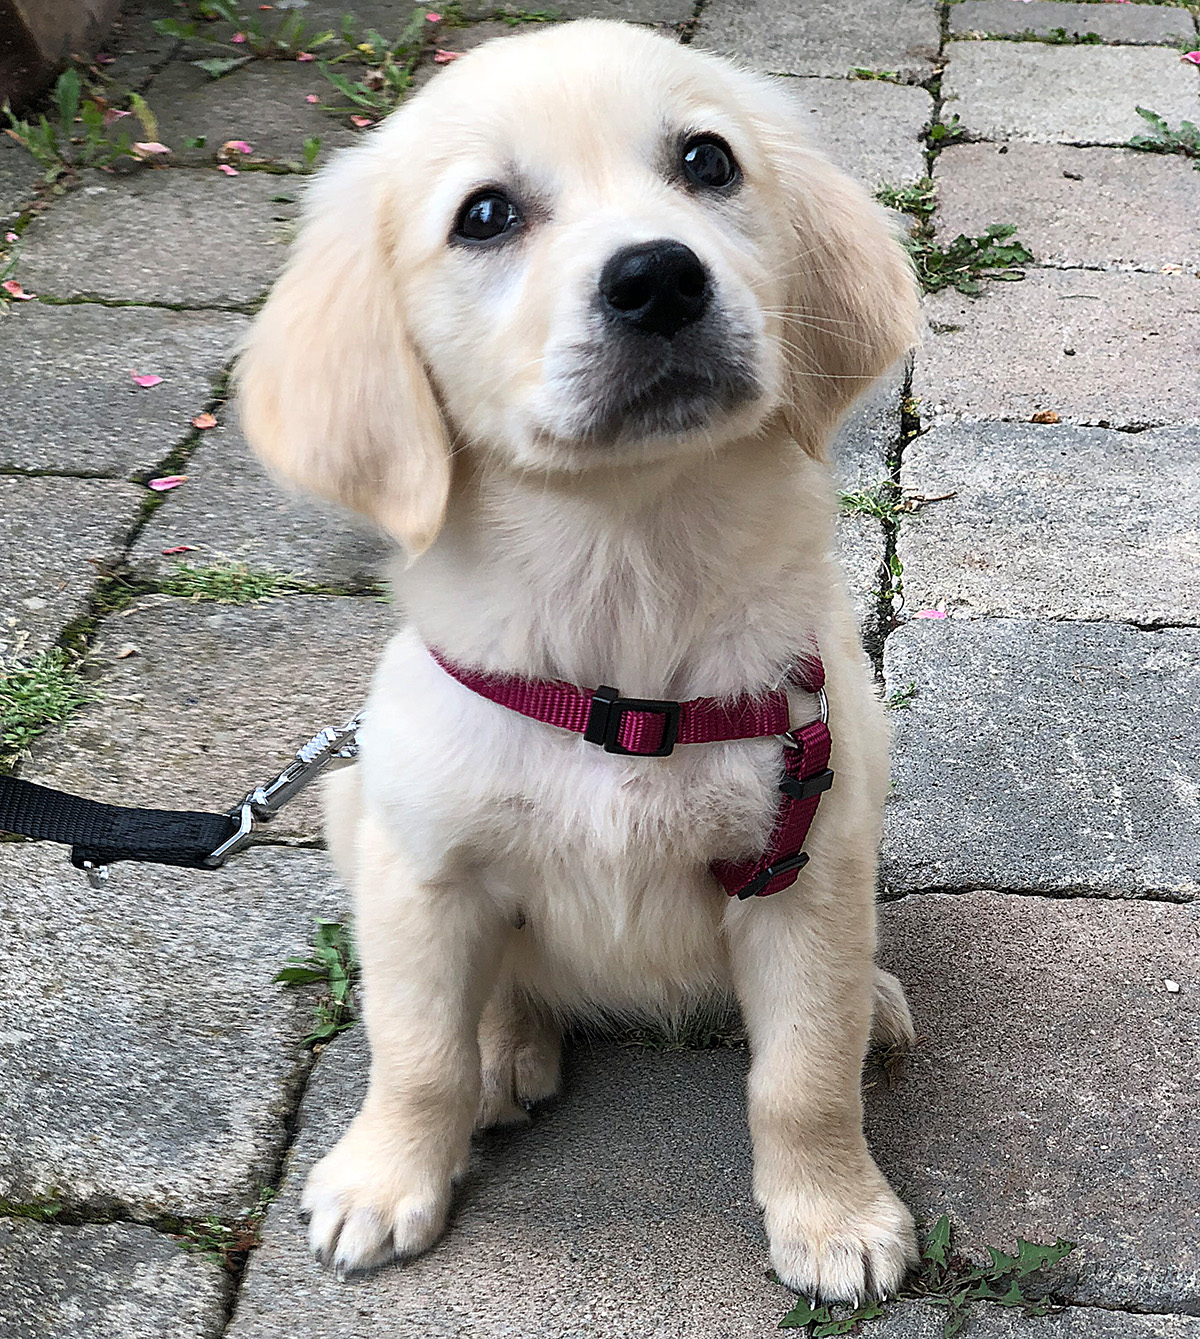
[0,650,93,772]
[850,66,900,81]
[154,0,339,74]
[177,1187,277,1271]
[886,681,919,711]
[158,560,323,604]
[275,918,360,1046]
[1129,106,1200,170]
[3,69,161,182]
[780,1215,1076,1335]
[928,112,965,148]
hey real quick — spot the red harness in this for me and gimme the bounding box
[428,647,833,900]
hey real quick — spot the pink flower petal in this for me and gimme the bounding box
[104,107,132,125]
[296,51,315,61]
[305,93,319,103]
[433,48,461,63]
[95,53,116,65]
[149,475,188,492]
[2,279,34,300]
[4,231,17,242]
[161,545,198,555]
[350,114,373,127]
[132,140,171,157]
[426,10,442,20]
[231,31,247,42]
[913,609,947,620]
[1182,52,1200,66]
[217,163,239,175]
[130,371,163,387]
[224,139,252,154]
[192,412,217,429]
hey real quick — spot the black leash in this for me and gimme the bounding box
[0,714,361,885]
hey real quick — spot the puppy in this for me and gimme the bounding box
[237,19,921,1303]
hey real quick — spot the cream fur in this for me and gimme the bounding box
[237,19,922,1304]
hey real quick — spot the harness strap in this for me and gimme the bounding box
[0,776,239,871]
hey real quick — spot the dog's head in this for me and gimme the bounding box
[237,20,919,556]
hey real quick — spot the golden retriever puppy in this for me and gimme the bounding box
[237,18,921,1303]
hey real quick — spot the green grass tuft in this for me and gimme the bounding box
[275,918,360,1046]
[159,560,313,604]
[0,650,92,771]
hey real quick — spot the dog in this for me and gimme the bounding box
[236,18,921,1304]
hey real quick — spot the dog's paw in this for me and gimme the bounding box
[765,1177,917,1303]
[476,1004,561,1130]
[301,1121,452,1276]
[870,968,916,1051]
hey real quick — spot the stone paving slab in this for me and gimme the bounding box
[0,477,143,661]
[225,889,1198,1334]
[913,270,1200,428]
[941,42,1200,145]
[129,423,391,590]
[949,0,1196,45]
[101,0,184,91]
[25,595,395,841]
[0,844,342,1220]
[898,422,1200,625]
[776,77,934,189]
[870,893,1200,1313]
[868,1304,1200,1339]
[932,143,1200,273]
[697,0,940,81]
[146,59,358,166]
[0,1216,229,1339]
[882,619,1200,899]
[0,138,41,224]
[0,302,247,477]
[16,169,299,307]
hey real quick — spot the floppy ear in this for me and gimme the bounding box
[749,88,922,459]
[235,150,452,558]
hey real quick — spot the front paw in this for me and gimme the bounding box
[765,1174,917,1303]
[301,1117,453,1276]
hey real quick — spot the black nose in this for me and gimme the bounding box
[599,240,709,339]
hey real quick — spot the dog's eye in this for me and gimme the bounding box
[681,135,739,191]
[454,190,523,243]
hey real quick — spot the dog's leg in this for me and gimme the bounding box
[303,814,507,1275]
[726,890,917,1303]
[476,979,562,1130]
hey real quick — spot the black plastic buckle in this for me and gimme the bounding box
[779,767,835,802]
[583,685,681,757]
[736,851,810,900]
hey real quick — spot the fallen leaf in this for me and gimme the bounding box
[161,545,197,555]
[148,475,187,491]
[1,279,34,300]
[130,370,163,387]
[913,609,947,620]
[296,50,315,61]
[305,93,319,103]
[217,163,239,175]
[231,30,247,43]
[192,411,217,429]
[116,643,140,659]
[350,114,373,127]
[132,140,171,157]
[433,48,461,63]
[1030,410,1060,424]
[222,139,253,155]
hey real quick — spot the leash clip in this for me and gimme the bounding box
[203,713,363,869]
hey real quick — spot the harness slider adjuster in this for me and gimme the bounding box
[583,685,681,757]
[779,767,835,802]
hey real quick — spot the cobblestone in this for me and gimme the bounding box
[949,0,1196,45]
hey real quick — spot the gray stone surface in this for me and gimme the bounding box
[25,595,395,841]
[129,423,391,589]
[898,422,1200,625]
[101,0,184,89]
[777,77,934,189]
[0,303,247,476]
[16,170,299,306]
[865,1304,1200,1339]
[0,477,143,660]
[537,0,693,20]
[698,0,940,80]
[949,0,1196,45]
[913,269,1200,428]
[227,1030,797,1339]
[941,42,1200,145]
[147,59,357,166]
[882,619,1200,898]
[933,143,1200,273]
[870,893,1200,1312]
[0,138,40,224]
[0,1217,229,1339]
[0,843,343,1219]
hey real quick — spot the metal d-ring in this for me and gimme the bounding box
[777,686,828,748]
